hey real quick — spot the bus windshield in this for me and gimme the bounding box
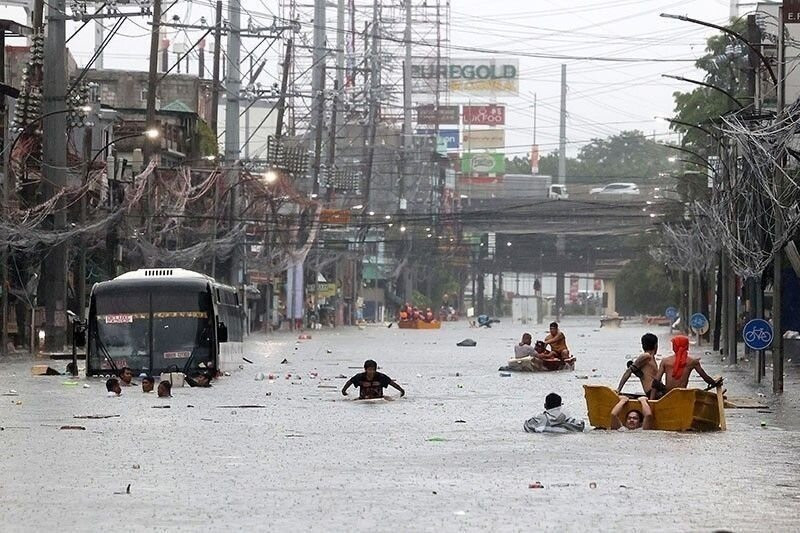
[92,287,213,374]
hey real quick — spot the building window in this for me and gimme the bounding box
[141,89,148,102]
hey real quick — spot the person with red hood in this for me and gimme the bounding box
[650,335,721,399]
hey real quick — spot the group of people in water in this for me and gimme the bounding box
[105,366,174,398]
[398,303,438,323]
[507,322,574,371]
[524,332,724,432]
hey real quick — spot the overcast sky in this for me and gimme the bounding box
[0,0,734,159]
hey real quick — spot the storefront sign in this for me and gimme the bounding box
[461,152,505,174]
[320,209,351,225]
[784,0,800,22]
[412,59,519,95]
[463,129,505,151]
[416,105,460,125]
[416,128,459,150]
[462,105,505,125]
[307,282,337,298]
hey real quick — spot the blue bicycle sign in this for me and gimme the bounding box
[743,319,773,351]
[690,313,709,335]
[665,307,678,320]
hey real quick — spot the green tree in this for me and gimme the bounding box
[575,130,674,181]
[504,155,532,174]
[615,255,680,316]
[671,19,749,164]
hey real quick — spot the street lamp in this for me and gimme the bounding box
[660,74,745,110]
[660,13,777,85]
[262,169,279,184]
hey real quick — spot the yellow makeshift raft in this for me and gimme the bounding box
[583,384,726,432]
[397,319,441,329]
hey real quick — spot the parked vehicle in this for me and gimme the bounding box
[548,183,569,200]
[589,182,640,195]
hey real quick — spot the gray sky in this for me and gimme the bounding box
[0,0,733,159]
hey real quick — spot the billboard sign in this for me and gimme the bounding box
[531,144,540,174]
[412,58,519,96]
[463,129,505,151]
[462,104,505,126]
[784,0,800,22]
[416,105,459,125]
[461,152,505,174]
[417,128,459,150]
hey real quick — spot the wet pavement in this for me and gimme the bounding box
[1,317,799,532]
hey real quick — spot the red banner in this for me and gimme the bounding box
[462,105,505,126]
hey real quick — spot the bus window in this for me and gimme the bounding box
[92,291,150,372]
[151,290,213,372]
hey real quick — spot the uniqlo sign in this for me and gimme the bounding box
[784,0,800,23]
[462,105,505,126]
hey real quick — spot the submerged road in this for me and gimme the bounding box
[1,318,799,532]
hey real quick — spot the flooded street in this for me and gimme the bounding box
[2,319,799,532]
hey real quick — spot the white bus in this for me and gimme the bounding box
[86,268,244,376]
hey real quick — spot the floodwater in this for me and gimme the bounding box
[1,318,799,532]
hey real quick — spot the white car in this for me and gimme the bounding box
[590,182,640,195]
[548,184,569,200]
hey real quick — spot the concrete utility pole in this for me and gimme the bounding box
[210,0,222,136]
[362,0,380,212]
[558,64,566,185]
[41,0,68,351]
[224,0,241,287]
[144,0,161,164]
[336,0,345,91]
[401,0,412,210]
[95,19,104,69]
[310,0,327,196]
[773,6,786,394]
[555,64,567,321]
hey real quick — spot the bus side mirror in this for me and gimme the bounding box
[217,322,228,343]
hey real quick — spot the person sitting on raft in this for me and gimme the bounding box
[398,305,409,321]
[544,322,570,360]
[650,335,722,399]
[616,333,664,399]
[610,395,653,431]
[508,334,556,371]
[424,308,435,322]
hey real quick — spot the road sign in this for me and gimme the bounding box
[690,313,709,335]
[743,319,773,351]
[665,307,679,320]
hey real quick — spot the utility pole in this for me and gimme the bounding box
[336,0,345,91]
[773,6,785,394]
[555,64,567,321]
[144,0,162,245]
[326,80,339,201]
[363,0,380,213]
[95,19,104,69]
[41,0,68,351]
[401,0,411,210]
[399,0,413,302]
[224,0,241,287]
[210,0,222,136]
[558,64,567,186]
[310,0,327,196]
[1,22,8,355]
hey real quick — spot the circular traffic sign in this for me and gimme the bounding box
[743,318,773,351]
[690,313,709,335]
[665,307,679,320]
